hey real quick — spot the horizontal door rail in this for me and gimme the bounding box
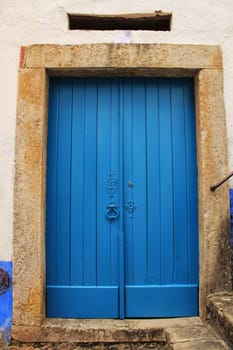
[210,170,233,192]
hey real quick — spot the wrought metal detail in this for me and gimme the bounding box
[210,170,233,192]
[125,201,137,218]
[106,172,119,221]
[105,202,119,220]
[106,172,119,198]
[0,268,10,295]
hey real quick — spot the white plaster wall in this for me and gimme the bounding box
[0,0,233,260]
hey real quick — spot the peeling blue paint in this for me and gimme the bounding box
[0,261,12,344]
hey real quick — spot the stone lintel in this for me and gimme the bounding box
[22,44,222,70]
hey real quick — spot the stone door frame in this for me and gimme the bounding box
[13,44,231,339]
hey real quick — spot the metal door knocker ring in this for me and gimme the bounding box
[105,203,119,220]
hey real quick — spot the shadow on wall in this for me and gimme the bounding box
[0,261,12,347]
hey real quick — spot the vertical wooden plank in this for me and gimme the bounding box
[146,79,161,284]
[46,78,59,285]
[159,79,174,284]
[184,79,198,284]
[83,79,97,285]
[123,79,134,285]
[56,78,73,284]
[131,78,148,284]
[171,79,188,283]
[96,78,112,285]
[70,78,85,284]
[109,78,120,286]
[118,79,125,318]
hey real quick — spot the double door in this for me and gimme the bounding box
[46,77,198,318]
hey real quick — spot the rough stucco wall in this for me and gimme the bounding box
[0,0,233,259]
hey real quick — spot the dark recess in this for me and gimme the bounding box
[68,13,172,31]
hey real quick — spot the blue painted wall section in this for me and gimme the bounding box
[0,261,12,344]
[230,190,233,260]
[230,189,233,287]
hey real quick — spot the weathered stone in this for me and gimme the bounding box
[172,340,228,350]
[165,317,229,349]
[10,318,205,344]
[11,317,230,349]
[207,293,233,348]
[23,44,222,70]
[12,319,166,343]
[9,342,169,350]
[166,324,217,343]
[14,68,47,326]
[195,69,231,316]
[9,347,35,350]
[10,314,233,349]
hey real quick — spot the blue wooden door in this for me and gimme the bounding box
[46,77,198,318]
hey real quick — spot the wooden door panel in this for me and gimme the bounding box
[46,77,198,318]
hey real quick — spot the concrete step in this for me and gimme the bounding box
[9,317,229,349]
[166,318,229,349]
[207,292,233,349]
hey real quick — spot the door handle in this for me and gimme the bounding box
[105,203,119,220]
[124,201,137,218]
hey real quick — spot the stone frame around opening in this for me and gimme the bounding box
[13,44,231,341]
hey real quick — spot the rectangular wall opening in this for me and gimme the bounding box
[68,13,172,31]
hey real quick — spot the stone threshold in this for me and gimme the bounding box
[11,317,229,349]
